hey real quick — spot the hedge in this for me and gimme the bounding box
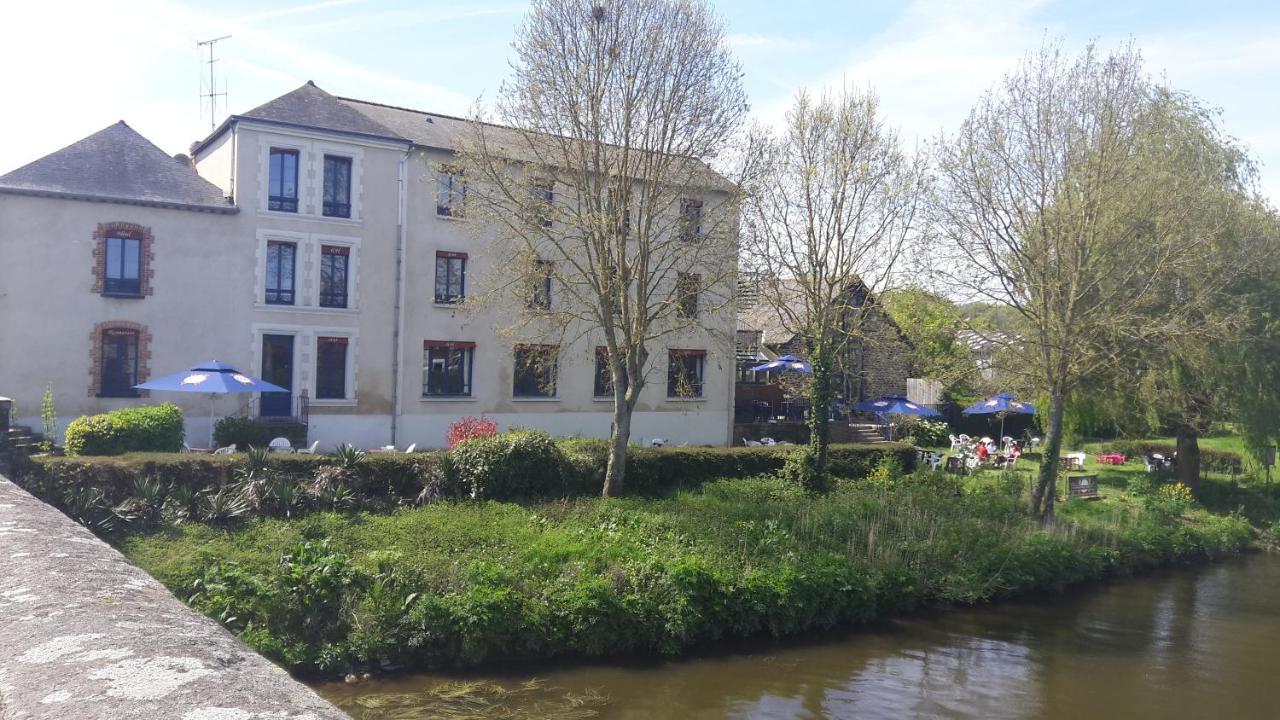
[1100,440,1244,474]
[16,441,918,530]
[64,403,185,456]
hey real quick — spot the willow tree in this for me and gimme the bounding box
[934,42,1233,518]
[741,89,926,478]
[460,0,749,497]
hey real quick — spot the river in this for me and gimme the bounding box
[314,552,1280,719]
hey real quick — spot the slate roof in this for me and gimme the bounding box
[240,81,404,142]
[0,121,236,213]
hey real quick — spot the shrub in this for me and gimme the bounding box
[447,416,498,450]
[778,445,830,492]
[903,419,950,447]
[64,403,185,456]
[213,416,279,450]
[451,429,569,499]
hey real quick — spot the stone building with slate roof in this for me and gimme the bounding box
[734,276,915,424]
[0,82,735,449]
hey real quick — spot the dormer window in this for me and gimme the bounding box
[268,148,299,212]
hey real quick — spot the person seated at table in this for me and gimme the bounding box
[975,442,991,463]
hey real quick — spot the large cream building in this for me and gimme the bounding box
[0,82,736,450]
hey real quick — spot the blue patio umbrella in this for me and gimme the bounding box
[962,392,1036,440]
[135,361,288,447]
[749,354,812,373]
[853,395,943,418]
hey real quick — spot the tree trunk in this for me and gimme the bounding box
[603,402,630,498]
[1175,427,1201,493]
[807,348,833,472]
[1032,390,1067,520]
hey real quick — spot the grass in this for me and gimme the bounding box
[116,451,1256,677]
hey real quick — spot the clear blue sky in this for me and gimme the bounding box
[5,0,1279,200]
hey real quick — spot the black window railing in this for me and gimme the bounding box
[269,196,298,213]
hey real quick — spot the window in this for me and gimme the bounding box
[265,241,296,305]
[529,259,552,310]
[315,337,348,399]
[667,349,705,398]
[680,197,704,240]
[528,178,554,227]
[514,344,558,397]
[103,235,142,296]
[593,347,629,398]
[423,341,475,397]
[319,245,350,308]
[434,252,466,304]
[268,148,299,212]
[436,165,466,217]
[608,187,631,238]
[677,273,700,319]
[99,329,139,397]
[323,155,352,218]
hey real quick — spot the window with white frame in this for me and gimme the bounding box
[268,148,299,212]
[319,245,350,308]
[265,240,296,305]
[315,336,349,399]
[323,155,353,218]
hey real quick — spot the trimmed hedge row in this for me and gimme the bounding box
[1100,440,1244,474]
[22,441,917,513]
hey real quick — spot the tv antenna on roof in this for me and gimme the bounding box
[197,35,231,132]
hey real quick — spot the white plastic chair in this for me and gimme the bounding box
[295,440,320,455]
[268,437,293,453]
[650,438,667,448]
[745,439,763,447]
[949,434,962,452]
[404,443,417,454]
[1065,452,1087,471]
[759,437,776,446]
[212,445,237,455]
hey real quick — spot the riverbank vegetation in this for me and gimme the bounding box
[117,451,1253,677]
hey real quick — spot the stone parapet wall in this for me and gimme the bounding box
[0,474,350,720]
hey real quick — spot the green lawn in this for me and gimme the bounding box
[117,453,1256,676]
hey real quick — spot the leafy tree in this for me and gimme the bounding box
[934,41,1238,518]
[880,287,977,395]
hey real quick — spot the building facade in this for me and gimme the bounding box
[0,82,735,449]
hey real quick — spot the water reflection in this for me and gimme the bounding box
[317,554,1280,720]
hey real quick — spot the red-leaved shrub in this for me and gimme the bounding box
[447,415,498,450]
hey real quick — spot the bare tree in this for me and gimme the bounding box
[459,0,749,496]
[933,41,1233,518]
[741,89,927,479]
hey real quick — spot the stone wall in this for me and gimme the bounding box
[0,474,350,720]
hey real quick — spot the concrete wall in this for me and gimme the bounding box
[0,474,349,719]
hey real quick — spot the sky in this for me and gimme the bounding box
[3,0,1279,202]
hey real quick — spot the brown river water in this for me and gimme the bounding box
[314,552,1280,719]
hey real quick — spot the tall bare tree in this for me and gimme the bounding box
[460,0,749,496]
[741,89,926,479]
[934,41,1235,518]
